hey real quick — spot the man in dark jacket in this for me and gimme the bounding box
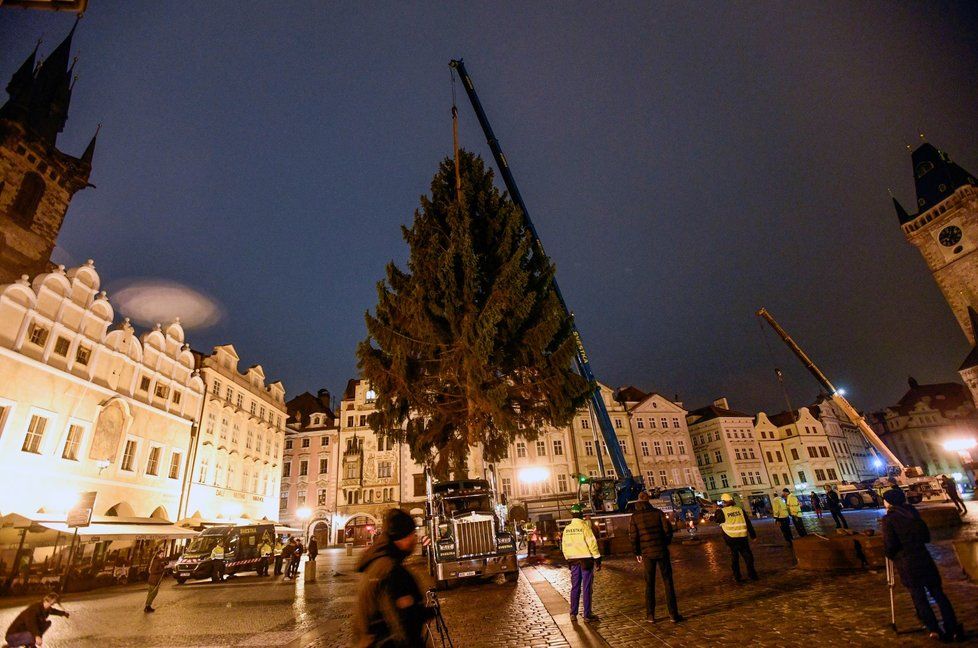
[353,508,433,647]
[941,475,967,515]
[288,540,304,579]
[824,485,848,530]
[712,493,758,583]
[629,492,682,623]
[881,488,963,642]
[307,536,319,562]
[5,592,68,647]
[144,546,166,613]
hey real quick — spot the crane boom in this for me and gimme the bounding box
[756,307,905,469]
[449,59,638,504]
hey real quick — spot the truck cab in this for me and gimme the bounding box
[174,524,275,583]
[426,478,518,587]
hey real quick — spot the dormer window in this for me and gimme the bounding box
[915,161,934,178]
[365,389,377,402]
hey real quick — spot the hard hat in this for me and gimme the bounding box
[720,493,734,503]
[570,504,583,514]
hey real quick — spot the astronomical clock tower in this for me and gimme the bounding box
[892,141,978,404]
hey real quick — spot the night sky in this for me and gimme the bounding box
[3,3,977,415]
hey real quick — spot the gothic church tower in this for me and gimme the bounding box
[0,22,97,284]
[893,142,978,404]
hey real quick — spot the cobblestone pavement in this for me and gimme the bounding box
[535,505,978,647]
[0,504,974,647]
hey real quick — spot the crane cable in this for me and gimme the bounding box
[450,68,462,202]
[755,314,798,418]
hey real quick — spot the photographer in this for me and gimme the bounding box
[353,508,434,647]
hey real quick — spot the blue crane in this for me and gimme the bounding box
[449,59,642,512]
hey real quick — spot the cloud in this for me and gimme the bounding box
[109,278,225,330]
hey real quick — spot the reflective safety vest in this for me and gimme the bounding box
[561,518,601,560]
[211,545,225,560]
[719,505,748,538]
[260,543,272,557]
[786,494,802,517]
[772,497,789,519]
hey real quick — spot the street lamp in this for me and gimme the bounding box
[517,466,550,485]
[942,438,977,487]
[296,506,312,540]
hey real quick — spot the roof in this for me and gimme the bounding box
[615,386,648,403]
[768,410,801,427]
[342,378,360,400]
[686,404,753,424]
[888,377,974,417]
[897,142,978,221]
[286,390,335,427]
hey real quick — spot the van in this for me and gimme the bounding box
[174,524,275,583]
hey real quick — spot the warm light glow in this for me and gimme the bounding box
[518,466,550,484]
[296,506,312,520]
[942,438,977,453]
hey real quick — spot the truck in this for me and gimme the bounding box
[756,308,944,502]
[425,477,518,588]
[173,523,275,583]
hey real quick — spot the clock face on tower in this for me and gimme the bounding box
[939,225,963,247]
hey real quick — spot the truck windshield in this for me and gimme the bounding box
[443,495,491,516]
[186,536,220,554]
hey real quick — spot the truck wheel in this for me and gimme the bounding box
[175,576,187,585]
[504,570,519,584]
[845,494,862,509]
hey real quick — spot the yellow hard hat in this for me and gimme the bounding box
[720,493,734,503]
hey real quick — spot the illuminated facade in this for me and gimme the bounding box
[0,262,204,520]
[755,406,854,495]
[185,345,286,522]
[688,399,770,505]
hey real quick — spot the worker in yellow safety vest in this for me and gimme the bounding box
[210,541,226,582]
[782,488,808,538]
[259,539,273,576]
[273,538,285,576]
[711,494,758,582]
[561,505,601,622]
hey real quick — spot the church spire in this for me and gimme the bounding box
[23,18,80,146]
[80,123,99,166]
[891,195,913,225]
[910,141,978,213]
[0,41,39,122]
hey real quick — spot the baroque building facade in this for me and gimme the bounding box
[0,24,98,284]
[183,344,287,523]
[0,261,204,520]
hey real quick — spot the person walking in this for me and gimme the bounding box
[712,493,758,583]
[144,547,166,613]
[810,492,823,519]
[630,492,682,623]
[772,491,794,545]
[561,504,602,623]
[5,592,69,648]
[528,528,539,557]
[942,475,967,515]
[824,485,849,530]
[307,536,319,562]
[783,488,807,537]
[288,539,304,579]
[882,488,964,642]
[353,508,433,647]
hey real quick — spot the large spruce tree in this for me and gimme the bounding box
[357,150,589,477]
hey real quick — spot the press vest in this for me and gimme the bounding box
[720,505,749,538]
[772,497,789,519]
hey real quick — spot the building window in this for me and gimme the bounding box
[677,440,686,455]
[619,439,628,455]
[646,470,655,487]
[318,489,327,506]
[557,473,568,492]
[297,489,306,505]
[516,441,527,458]
[807,446,818,459]
[714,450,722,463]
[378,461,392,478]
[553,439,564,456]
[708,475,716,490]
[827,468,838,480]
[121,439,137,471]
[581,418,589,429]
[62,424,83,460]
[584,440,594,456]
[321,436,329,446]
[666,440,674,455]
[299,460,308,476]
[776,451,783,462]
[614,418,622,429]
[797,470,807,484]
[773,473,780,485]
[285,439,293,450]
[815,468,826,481]
[139,376,151,392]
[414,473,426,497]
[53,336,70,356]
[11,172,46,224]
[346,415,354,428]
[172,390,181,405]
[22,414,48,454]
[653,441,662,456]
[685,467,693,484]
[358,415,367,427]
[501,477,512,496]
[302,438,310,448]
[735,449,742,460]
[143,446,162,475]
[720,473,728,488]
[231,424,239,444]
[819,446,830,458]
[536,440,546,456]
[155,384,170,399]
[790,448,800,461]
[283,462,291,477]
[211,380,221,396]
[198,458,209,483]
[75,345,91,366]
[319,457,328,474]
[641,441,650,457]
[225,386,233,402]
[766,451,774,463]
[169,452,182,479]
[660,418,668,428]
[672,418,680,428]
[637,418,645,429]
[227,464,235,489]
[344,462,357,480]
[659,470,668,486]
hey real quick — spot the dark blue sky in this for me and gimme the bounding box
[3,3,977,414]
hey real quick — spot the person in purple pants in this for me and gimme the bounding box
[561,504,602,622]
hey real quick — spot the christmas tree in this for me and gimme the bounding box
[357,150,589,478]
